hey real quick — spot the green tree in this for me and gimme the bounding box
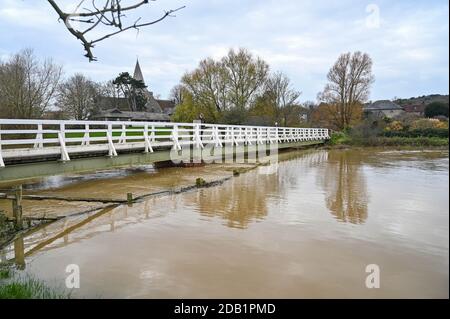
[171,91,217,123]
[424,102,449,118]
[180,48,269,124]
[112,72,147,111]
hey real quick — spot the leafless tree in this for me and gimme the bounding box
[47,0,185,61]
[170,84,188,106]
[0,49,62,119]
[265,71,301,126]
[318,51,374,130]
[57,73,100,119]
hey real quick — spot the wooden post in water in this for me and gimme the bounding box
[127,193,133,206]
[12,185,23,230]
[14,236,25,270]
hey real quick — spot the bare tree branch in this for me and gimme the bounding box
[47,0,185,62]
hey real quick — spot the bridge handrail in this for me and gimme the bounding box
[0,118,330,167]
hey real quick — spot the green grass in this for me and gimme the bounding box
[0,273,69,299]
[0,269,11,280]
[328,131,352,145]
[43,130,172,139]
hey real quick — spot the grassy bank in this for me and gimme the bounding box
[329,131,449,148]
[0,268,69,299]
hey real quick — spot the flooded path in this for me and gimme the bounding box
[1,148,448,298]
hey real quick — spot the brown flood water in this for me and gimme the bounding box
[1,148,449,298]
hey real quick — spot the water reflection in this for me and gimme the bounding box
[193,173,277,229]
[318,150,369,224]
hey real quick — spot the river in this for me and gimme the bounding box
[1,148,448,298]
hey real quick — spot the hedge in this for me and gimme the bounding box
[382,128,449,138]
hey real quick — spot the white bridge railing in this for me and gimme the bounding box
[0,119,329,167]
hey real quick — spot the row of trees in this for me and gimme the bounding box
[1,48,375,130]
[0,49,149,120]
[171,48,305,126]
[171,49,375,129]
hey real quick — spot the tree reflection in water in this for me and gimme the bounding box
[192,151,329,229]
[193,172,278,229]
[318,150,369,224]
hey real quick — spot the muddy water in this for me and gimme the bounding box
[1,148,448,298]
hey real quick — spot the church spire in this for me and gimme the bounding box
[133,59,145,84]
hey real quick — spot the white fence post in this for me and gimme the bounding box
[0,124,4,168]
[119,124,126,144]
[214,126,222,148]
[194,122,204,149]
[151,125,156,142]
[34,124,43,149]
[82,124,90,146]
[144,124,154,153]
[107,123,118,157]
[172,124,181,150]
[58,123,70,162]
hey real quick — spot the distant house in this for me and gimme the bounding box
[402,104,426,116]
[363,100,404,119]
[92,60,175,122]
[91,108,171,122]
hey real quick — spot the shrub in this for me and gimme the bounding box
[0,211,14,242]
[328,131,351,145]
[425,102,449,118]
[385,120,403,131]
[410,118,448,130]
[382,128,449,138]
[354,137,448,147]
[195,177,207,187]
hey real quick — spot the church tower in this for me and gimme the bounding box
[132,59,162,113]
[133,59,145,84]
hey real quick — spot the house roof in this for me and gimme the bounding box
[157,99,176,114]
[95,96,130,111]
[403,104,426,113]
[364,100,403,111]
[91,108,170,121]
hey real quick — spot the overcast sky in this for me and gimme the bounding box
[0,0,448,101]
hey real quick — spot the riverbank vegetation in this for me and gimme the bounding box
[0,268,69,299]
[328,117,449,148]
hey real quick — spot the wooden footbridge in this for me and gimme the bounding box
[0,119,329,181]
